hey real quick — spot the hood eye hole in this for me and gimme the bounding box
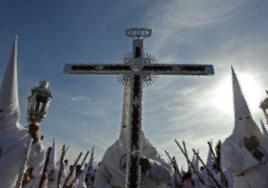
[0,110,3,113]
[246,117,250,119]
[239,117,243,120]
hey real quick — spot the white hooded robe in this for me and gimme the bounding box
[94,81,170,188]
[0,38,45,188]
[221,68,268,188]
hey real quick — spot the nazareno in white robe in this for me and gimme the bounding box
[0,125,45,188]
[222,130,268,188]
[221,68,268,188]
[94,79,170,188]
[0,38,45,188]
[94,136,171,188]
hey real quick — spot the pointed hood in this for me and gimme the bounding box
[47,138,58,184]
[50,138,57,170]
[231,67,262,138]
[119,80,131,147]
[0,37,20,128]
[85,146,95,186]
[191,152,195,164]
[119,80,152,151]
[206,148,213,170]
[260,119,268,136]
[190,152,198,172]
[102,79,159,178]
[232,67,251,121]
[193,151,199,172]
[88,145,95,169]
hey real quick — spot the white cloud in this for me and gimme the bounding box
[71,95,91,102]
[146,0,248,28]
[143,0,255,55]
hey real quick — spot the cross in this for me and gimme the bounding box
[64,28,214,188]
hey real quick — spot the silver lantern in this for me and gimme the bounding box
[27,80,53,124]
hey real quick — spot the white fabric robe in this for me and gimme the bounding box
[222,68,268,188]
[222,133,268,188]
[94,140,171,188]
[73,167,87,188]
[24,164,44,188]
[47,170,58,188]
[94,80,170,188]
[223,170,234,188]
[0,126,45,188]
[0,38,44,188]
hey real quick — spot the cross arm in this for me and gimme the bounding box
[142,64,214,76]
[64,64,131,75]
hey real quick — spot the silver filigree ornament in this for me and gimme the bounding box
[118,53,158,87]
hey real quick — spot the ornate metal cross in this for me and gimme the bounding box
[64,28,214,188]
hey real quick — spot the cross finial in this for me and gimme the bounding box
[125,28,152,39]
[125,28,151,60]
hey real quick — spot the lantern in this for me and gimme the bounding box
[27,80,53,124]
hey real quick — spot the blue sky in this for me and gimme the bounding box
[0,0,268,165]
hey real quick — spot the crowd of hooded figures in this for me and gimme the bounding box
[21,139,232,188]
[2,39,268,188]
[21,140,97,188]
[164,140,233,188]
[21,119,268,188]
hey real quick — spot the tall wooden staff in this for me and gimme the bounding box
[39,147,52,188]
[165,150,182,179]
[86,146,96,188]
[63,151,83,187]
[80,150,90,168]
[208,141,228,187]
[207,141,217,159]
[192,149,222,188]
[174,140,205,185]
[57,144,67,188]
[69,151,89,187]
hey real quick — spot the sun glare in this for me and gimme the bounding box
[212,73,264,114]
